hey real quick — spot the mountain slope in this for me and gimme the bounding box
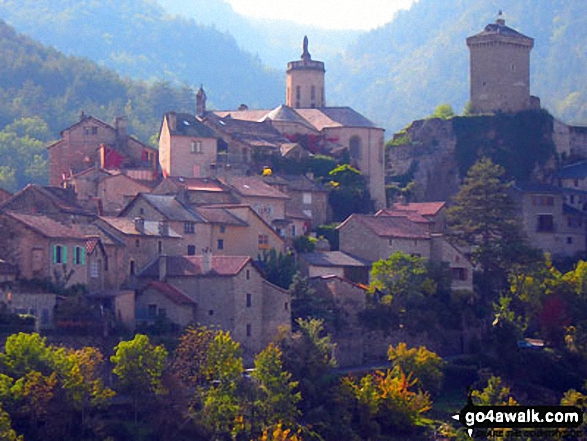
[327,0,587,132]
[0,0,282,110]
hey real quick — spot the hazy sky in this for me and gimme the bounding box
[226,0,416,30]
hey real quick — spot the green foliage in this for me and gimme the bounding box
[430,104,455,119]
[327,164,372,221]
[258,249,298,289]
[471,376,517,406]
[370,251,436,308]
[289,273,341,333]
[313,223,339,251]
[447,157,529,298]
[387,343,444,395]
[309,155,338,181]
[280,319,336,413]
[0,333,53,377]
[453,111,556,182]
[343,366,432,438]
[291,235,316,254]
[252,343,301,428]
[111,334,168,422]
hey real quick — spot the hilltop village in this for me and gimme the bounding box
[1,13,587,362]
[4,10,587,441]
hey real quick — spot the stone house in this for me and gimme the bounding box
[194,205,286,257]
[138,253,291,357]
[118,193,208,257]
[380,201,447,233]
[337,212,473,291]
[0,211,117,292]
[48,114,158,187]
[223,176,289,226]
[0,289,59,330]
[158,112,218,178]
[300,251,370,285]
[262,173,330,227]
[1,184,98,223]
[558,161,587,195]
[511,183,587,257]
[94,216,182,283]
[152,176,236,206]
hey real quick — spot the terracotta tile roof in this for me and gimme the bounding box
[4,211,114,244]
[166,177,228,192]
[98,217,182,238]
[296,107,379,130]
[144,281,195,306]
[376,209,431,224]
[227,177,289,199]
[385,201,446,217]
[140,255,251,278]
[192,206,248,226]
[338,214,430,240]
[301,251,370,267]
[213,109,271,121]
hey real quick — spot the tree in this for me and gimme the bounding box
[258,249,298,289]
[447,157,527,299]
[280,319,336,413]
[252,343,301,429]
[343,366,432,438]
[289,273,340,333]
[110,334,168,422]
[370,252,436,309]
[471,376,517,406]
[200,331,244,439]
[328,164,372,221]
[0,333,53,377]
[430,104,455,119]
[387,343,444,395]
[172,325,219,390]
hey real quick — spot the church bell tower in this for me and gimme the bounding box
[286,36,325,109]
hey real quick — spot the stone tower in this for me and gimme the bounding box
[286,36,325,109]
[467,12,537,114]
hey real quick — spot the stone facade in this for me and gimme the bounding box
[48,114,157,187]
[467,14,536,114]
[286,37,325,109]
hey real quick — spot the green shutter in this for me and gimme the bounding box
[81,247,86,265]
[62,246,67,264]
[52,245,57,263]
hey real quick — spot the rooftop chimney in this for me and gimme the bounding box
[202,247,212,274]
[168,112,177,132]
[115,116,127,140]
[158,255,167,281]
[134,216,144,233]
[158,219,169,236]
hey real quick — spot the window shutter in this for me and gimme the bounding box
[81,247,86,265]
[52,245,57,263]
[62,246,67,264]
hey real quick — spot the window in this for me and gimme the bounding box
[246,293,252,307]
[135,239,140,248]
[148,304,157,318]
[567,237,573,245]
[246,269,250,280]
[296,86,301,99]
[349,136,362,160]
[537,215,554,232]
[139,207,144,215]
[219,225,226,234]
[184,222,195,234]
[291,225,296,237]
[570,195,575,204]
[73,246,86,265]
[187,245,196,256]
[209,310,214,316]
[53,245,67,264]
[217,239,224,250]
[246,324,251,337]
[190,140,202,153]
[91,126,98,135]
[388,239,394,246]
[90,261,99,278]
[284,302,289,311]
[104,255,109,272]
[258,234,269,250]
[451,267,468,281]
[575,179,580,188]
[303,192,312,205]
[129,260,136,276]
[158,241,163,254]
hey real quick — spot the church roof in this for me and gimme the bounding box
[295,107,379,130]
[262,105,318,131]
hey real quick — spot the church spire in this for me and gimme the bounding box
[196,84,207,117]
[301,35,311,61]
[496,10,505,26]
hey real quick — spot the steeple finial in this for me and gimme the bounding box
[496,10,505,26]
[301,35,311,61]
